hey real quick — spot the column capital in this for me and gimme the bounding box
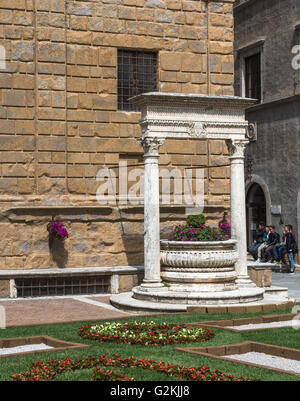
[226,138,249,159]
[137,136,165,157]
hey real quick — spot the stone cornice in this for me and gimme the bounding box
[130,92,256,110]
[246,94,300,113]
[236,39,265,55]
[234,0,262,13]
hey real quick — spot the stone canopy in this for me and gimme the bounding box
[129,92,260,296]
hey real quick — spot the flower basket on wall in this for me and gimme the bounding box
[47,219,68,248]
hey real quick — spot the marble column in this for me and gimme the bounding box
[226,139,256,288]
[137,136,165,291]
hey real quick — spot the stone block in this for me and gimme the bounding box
[160,52,182,71]
[37,136,66,152]
[37,42,66,62]
[227,306,246,313]
[12,74,35,89]
[137,8,154,21]
[186,306,207,313]
[145,0,166,8]
[99,47,117,67]
[17,178,35,193]
[119,6,137,20]
[181,53,203,72]
[118,274,140,292]
[0,280,10,298]
[67,31,92,45]
[245,305,263,313]
[0,9,13,24]
[2,89,27,107]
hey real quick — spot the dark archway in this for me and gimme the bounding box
[246,183,267,247]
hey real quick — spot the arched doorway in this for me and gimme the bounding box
[246,183,267,247]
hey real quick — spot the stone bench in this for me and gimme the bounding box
[0,266,144,298]
[247,264,273,288]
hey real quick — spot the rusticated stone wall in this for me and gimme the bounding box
[0,0,234,270]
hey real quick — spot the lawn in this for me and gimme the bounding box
[0,308,299,381]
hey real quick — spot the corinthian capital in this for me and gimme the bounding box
[137,136,165,157]
[226,139,248,159]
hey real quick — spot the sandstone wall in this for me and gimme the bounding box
[0,0,234,270]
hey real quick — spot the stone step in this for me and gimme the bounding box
[264,286,289,298]
[110,291,296,314]
[248,261,299,272]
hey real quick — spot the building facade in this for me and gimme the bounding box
[234,0,300,258]
[0,0,235,285]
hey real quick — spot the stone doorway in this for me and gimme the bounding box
[246,183,267,247]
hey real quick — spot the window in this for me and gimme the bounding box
[117,49,157,111]
[244,53,261,102]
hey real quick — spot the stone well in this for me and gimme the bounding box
[110,92,287,312]
[160,239,239,292]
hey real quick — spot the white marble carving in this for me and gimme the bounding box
[111,92,266,308]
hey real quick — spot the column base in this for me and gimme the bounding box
[138,281,165,292]
[236,275,258,288]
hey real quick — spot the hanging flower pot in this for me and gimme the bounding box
[47,219,69,249]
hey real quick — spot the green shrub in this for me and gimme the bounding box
[186,214,206,228]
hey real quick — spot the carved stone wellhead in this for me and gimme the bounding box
[160,240,238,292]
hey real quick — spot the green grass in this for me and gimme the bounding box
[0,308,299,382]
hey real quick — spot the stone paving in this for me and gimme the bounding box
[0,272,298,328]
[271,272,300,303]
[0,295,141,328]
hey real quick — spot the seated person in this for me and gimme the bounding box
[256,226,270,263]
[262,225,280,263]
[249,222,266,260]
[273,227,288,263]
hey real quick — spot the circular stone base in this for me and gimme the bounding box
[132,286,265,305]
[110,291,294,314]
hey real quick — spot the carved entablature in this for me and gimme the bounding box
[131,92,256,142]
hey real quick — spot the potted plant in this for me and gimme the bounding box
[186,214,206,233]
[47,218,69,244]
[160,216,238,292]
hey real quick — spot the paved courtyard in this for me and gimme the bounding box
[0,272,299,328]
[272,272,300,303]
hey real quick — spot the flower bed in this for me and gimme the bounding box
[11,353,249,381]
[78,321,214,346]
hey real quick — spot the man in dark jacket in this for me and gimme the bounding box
[249,222,266,260]
[285,224,298,273]
[263,225,280,263]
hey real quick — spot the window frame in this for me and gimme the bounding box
[237,39,265,103]
[244,52,262,102]
[117,49,158,112]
